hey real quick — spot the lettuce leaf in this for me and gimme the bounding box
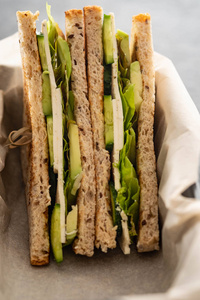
[116,33,135,132]
[116,30,130,78]
[115,29,140,240]
[125,128,136,167]
[117,129,140,239]
[46,4,71,97]
[46,3,58,53]
[119,79,135,132]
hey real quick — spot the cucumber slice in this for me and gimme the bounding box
[37,33,48,71]
[110,182,122,237]
[104,64,112,95]
[104,95,114,152]
[46,116,54,167]
[57,36,72,80]
[51,204,63,263]
[103,15,114,65]
[42,72,52,116]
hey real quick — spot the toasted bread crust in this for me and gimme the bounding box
[17,11,51,265]
[134,13,151,23]
[83,5,103,15]
[84,6,117,252]
[65,9,96,257]
[130,14,159,252]
[65,9,83,18]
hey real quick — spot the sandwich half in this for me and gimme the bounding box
[17,5,97,264]
[17,11,51,265]
[80,8,159,254]
[108,12,159,253]
[83,6,117,252]
[65,9,96,257]
[130,14,159,252]
[65,7,116,254]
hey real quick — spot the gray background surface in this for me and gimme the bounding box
[0,0,200,112]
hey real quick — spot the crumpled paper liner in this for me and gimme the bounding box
[0,33,200,300]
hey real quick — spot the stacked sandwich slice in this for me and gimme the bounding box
[17,4,159,265]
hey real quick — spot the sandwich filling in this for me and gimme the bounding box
[37,4,82,262]
[103,13,143,254]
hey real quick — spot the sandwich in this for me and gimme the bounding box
[66,6,159,254]
[16,4,159,265]
[17,5,96,265]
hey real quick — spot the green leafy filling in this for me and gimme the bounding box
[117,130,140,239]
[46,4,81,245]
[116,30,140,240]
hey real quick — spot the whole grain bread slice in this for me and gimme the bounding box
[17,11,51,265]
[84,6,117,252]
[65,9,96,256]
[130,13,159,252]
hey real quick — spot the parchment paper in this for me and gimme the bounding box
[0,33,200,300]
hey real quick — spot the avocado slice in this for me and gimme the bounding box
[103,14,114,65]
[37,34,52,116]
[51,204,63,263]
[130,61,143,112]
[104,95,114,152]
[65,205,78,245]
[42,72,52,116]
[68,122,82,181]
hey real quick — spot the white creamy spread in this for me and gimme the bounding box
[118,210,131,254]
[110,13,124,192]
